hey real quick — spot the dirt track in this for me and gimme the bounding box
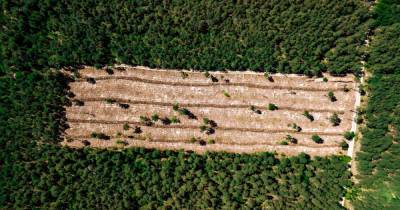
[62,65,357,156]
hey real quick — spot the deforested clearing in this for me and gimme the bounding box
[63,65,357,156]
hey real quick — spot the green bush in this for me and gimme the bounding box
[268,103,279,111]
[311,135,324,144]
[344,131,355,140]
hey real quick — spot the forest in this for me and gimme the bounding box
[351,1,400,208]
[0,0,394,209]
[1,0,370,75]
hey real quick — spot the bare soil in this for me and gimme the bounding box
[62,65,358,156]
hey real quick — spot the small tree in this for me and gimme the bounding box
[327,91,337,102]
[180,71,188,79]
[279,141,289,145]
[123,123,129,130]
[288,123,302,132]
[203,71,210,78]
[133,126,142,134]
[344,131,355,140]
[223,91,230,98]
[303,111,314,121]
[264,72,274,82]
[329,113,341,126]
[286,135,298,144]
[323,77,328,82]
[139,116,153,126]
[268,103,278,111]
[160,117,171,125]
[203,117,210,125]
[210,75,219,82]
[82,140,91,146]
[105,98,116,104]
[170,116,180,124]
[105,67,114,75]
[173,102,180,111]
[151,113,159,122]
[311,135,323,144]
[86,77,96,84]
[340,141,349,150]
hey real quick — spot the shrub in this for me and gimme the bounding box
[288,123,302,132]
[73,99,85,106]
[199,140,207,146]
[180,71,188,79]
[205,127,215,135]
[327,91,337,102]
[323,77,328,82]
[199,125,207,133]
[286,135,298,144]
[82,140,91,146]
[203,117,210,125]
[160,117,171,125]
[280,141,289,145]
[173,102,180,111]
[105,98,116,104]
[178,108,196,119]
[170,116,180,124]
[116,140,128,146]
[203,71,210,78]
[190,137,197,143]
[303,111,314,121]
[340,141,349,150]
[264,72,274,82]
[91,132,110,140]
[118,103,129,109]
[344,131,355,140]
[208,139,215,144]
[151,113,159,122]
[105,67,114,75]
[359,85,366,96]
[133,126,142,134]
[210,75,219,82]
[329,113,341,126]
[86,77,96,84]
[139,116,153,126]
[223,91,230,97]
[311,135,323,144]
[123,123,129,130]
[268,103,279,111]
[343,85,350,92]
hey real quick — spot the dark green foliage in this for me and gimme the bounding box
[303,111,314,122]
[327,91,337,102]
[105,98,116,104]
[139,116,153,126]
[352,1,400,207]
[123,123,129,131]
[177,108,196,119]
[160,117,171,125]
[340,141,349,150]
[329,113,341,126]
[344,131,355,140]
[1,0,369,74]
[268,103,279,111]
[286,135,298,144]
[312,135,324,144]
[151,113,159,122]
[133,126,142,134]
[91,132,110,140]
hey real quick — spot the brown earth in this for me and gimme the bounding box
[62,65,358,156]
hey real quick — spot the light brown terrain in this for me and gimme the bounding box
[62,65,358,156]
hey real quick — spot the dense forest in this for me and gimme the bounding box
[1,0,396,209]
[351,1,400,208]
[1,0,370,75]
